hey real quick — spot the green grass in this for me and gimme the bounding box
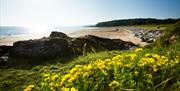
[0,51,122,91]
[133,24,173,30]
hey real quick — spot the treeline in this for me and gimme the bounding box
[95,18,180,27]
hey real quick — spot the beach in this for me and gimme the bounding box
[0,26,147,46]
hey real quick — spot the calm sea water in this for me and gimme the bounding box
[0,26,98,38]
[0,26,29,37]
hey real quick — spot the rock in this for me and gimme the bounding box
[70,35,136,54]
[8,32,138,65]
[50,31,70,39]
[9,37,71,58]
[134,29,162,43]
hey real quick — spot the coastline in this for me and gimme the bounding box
[0,27,147,46]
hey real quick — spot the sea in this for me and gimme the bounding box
[0,26,98,38]
[0,26,98,45]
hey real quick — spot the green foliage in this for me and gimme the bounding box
[96,18,179,27]
[135,24,173,30]
[149,21,180,48]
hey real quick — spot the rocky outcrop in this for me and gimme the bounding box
[70,35,136,54]
[9,38,71,59]
[134,30,162,43]
[50,31,70,39]
[9,32,137,60]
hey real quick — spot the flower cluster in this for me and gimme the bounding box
[59,50,179,90]
[40,73,61,91]
[28,48,179,91]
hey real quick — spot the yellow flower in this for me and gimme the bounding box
[44,77,50,81]
[112,55,123,61]
[134,71,139,76]
[61,87,69,91]
[86,64,92,71]
[152,54,160,60]
[109,80,120,88]
[49,82,55,87]
[23,85,34,91]
[43,73,50,77]
[70,87,78,91]
[145,53,151,57]
[51,74,58,81]
[50,87,55,91]
[61,74,70,82]
[68,76,76,83]
[96,62,105,70]
[135,48,143,52]
[152,65,158,72]
[130,54,137,61]
[147,58,155,64]
[68,74,77,82]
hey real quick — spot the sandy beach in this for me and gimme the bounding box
[0,27,147,46]
[69,27,147,46]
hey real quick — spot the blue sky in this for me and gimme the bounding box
[0,0,180,28]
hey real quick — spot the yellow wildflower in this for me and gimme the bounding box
[130,54,137,61]
[50,87,55,91]
[135,48,143,52]
[147,58,155,64]
[49,82,55,87]
[152,54,160,60]
[152,65,158,72]
[86,64,92,71]
[70,87,78,91]
[96,62,105,70]
[109,80,120,88]
[23,85,34,91]
[51,74,58,81]
[43,73,50,77]
[145,53,151,57]
[61,74,70,82]
[61,87,69,91]
[134,71,139,76]
[112,55,123,61]
[68,74,77,82]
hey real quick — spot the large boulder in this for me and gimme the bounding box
[50,31,70,39]
[9,37,71,59]
[8,32,138,65]
[70,35,136,54]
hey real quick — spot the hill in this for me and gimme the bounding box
[95,18,180,27]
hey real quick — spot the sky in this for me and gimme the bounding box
[0,0,180,29]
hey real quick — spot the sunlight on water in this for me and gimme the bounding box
[26,25,51,34]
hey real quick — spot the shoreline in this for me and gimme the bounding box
[0,27,147,46]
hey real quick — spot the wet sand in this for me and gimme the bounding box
[0,27,147,46]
